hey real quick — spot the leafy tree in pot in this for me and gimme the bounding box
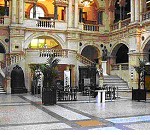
[42,56,60,89]
[134,59,146,90]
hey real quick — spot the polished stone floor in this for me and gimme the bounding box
[0,92,150,130]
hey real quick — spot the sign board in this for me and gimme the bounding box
[64,70,70,88]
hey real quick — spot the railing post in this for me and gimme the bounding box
[119,20,122,29]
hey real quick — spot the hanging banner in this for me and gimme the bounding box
[64,70,70,88]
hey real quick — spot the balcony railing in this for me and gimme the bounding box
[142,11,150,21]
[111,63,129,71]
[110,18,130,31]
[39,49,69,58]
[36,19,55,28]
[83,24,99,32]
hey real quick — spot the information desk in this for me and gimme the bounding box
[95,90,106,103]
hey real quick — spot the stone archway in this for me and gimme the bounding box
[28,36,62,49]
[81,45,100,64]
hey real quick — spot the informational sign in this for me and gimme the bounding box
[64,70,70,88]
[84,78,90,86]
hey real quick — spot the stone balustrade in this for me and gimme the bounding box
[76,53,94,66]
[110,18,130,31]
[111,63,129,71]
[83,24,99,32]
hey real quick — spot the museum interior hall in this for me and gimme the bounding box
[1,0,150,130]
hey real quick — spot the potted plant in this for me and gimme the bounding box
[30,56,60,105]
[42,56,60,105]
[132,59,146,101]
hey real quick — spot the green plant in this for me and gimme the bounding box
[134,58,146,90]
[43,57,60,88]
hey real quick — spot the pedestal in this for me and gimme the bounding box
[6,77,11,94]
[101,61,108,76]
[96,90,106,103]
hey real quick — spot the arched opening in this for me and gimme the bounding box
[30,6,44,19]
[28,36,62,49]
[0,43,6,61]
[0,43,6,53]
[81,45,99,63]
[25,1,65,21]
[0,0,9,16]
[114,0,130,23]
[116,44,128,63]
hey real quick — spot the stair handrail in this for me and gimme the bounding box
[27,48,95,66]
[76,53,95,66]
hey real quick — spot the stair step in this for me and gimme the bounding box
[0,92,6,94]
[103,75,130,92]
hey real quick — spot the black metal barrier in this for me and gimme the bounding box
[91,85,118,100]
[57,86,78,101]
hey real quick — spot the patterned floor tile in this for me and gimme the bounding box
[76,120,105,127]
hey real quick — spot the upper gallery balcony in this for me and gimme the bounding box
[110,18,131,31]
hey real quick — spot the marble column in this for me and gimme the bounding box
[54,5,58,20]
[68,0,73,28]
[19,0,24,24]
[98,11,103,25]
[33,3,36,19]
[79,8,83,23]
[140,0,144,21]
[74,0,79,28]
[4,0,7,16]
[11,0,17,23]
[131,0,135,22]
[9,0,12,18]
[120,5,122,20]
[135,0,140,21]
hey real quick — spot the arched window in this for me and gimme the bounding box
[30,6,44,19]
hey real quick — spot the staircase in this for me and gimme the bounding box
[0,85,6,94]
[103,75,131,92]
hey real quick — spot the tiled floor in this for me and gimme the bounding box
[1,92,150,130]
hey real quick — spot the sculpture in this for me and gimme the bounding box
[102,46,108,61]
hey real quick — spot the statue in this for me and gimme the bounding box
[102,46,108,61]
[96,66,103,88]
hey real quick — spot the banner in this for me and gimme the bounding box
[64,70,70,88]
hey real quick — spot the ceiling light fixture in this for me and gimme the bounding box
[80,0,93,7]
